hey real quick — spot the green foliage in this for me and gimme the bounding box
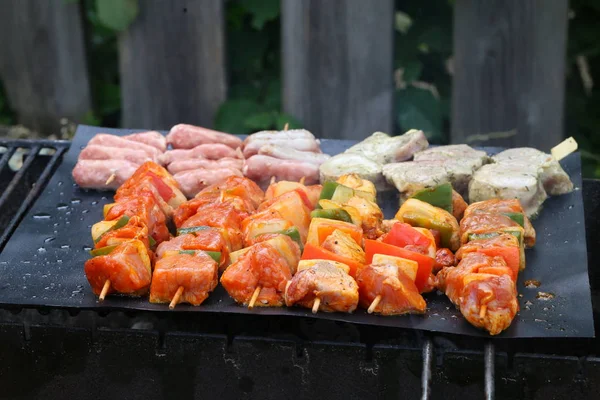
[393,0,453,143]
[566,0,600,177]
[214,0,295,134]
[96,0,138,32]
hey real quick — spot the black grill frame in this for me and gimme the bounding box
[0,138,597,400]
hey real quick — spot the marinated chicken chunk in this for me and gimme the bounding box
[356,263,426,315]
[84,240,152,297]
[156,231,230,269]
[221,238,299,307]
[285,260,359,313]
[437,252,518,336]
[149,251,218,306]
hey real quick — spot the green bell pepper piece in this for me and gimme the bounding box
[94,215,130,244]
[178,250,221,263]
[502,212,525,227]
[89,245,118,257]
[148,235,157,247]
[177,226,212,236]
[331,185,355,204]
[310,208,353,223]
[410,183,453,214]
[402,214,455,249]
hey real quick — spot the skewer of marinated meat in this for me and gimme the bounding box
[85,239,153,298]
[149,250,219,308]
[156,229,231,270]
[73,159,140,190]
[356,261,426,315]
[194,175,265,209]
[167,123,243,150]
[285,259,359,313]
[264,180,323,209]
[437,252,518,336]
[221,235,300,307]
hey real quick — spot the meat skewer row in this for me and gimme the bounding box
[437,198,535,335]
[84,162,182,300]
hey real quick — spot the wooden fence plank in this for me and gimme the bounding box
[451,0,568,150]
[119,0,227,130]
[282,0,394,140]
[0,0,91,134]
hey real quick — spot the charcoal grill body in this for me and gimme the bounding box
[0,139,598,400]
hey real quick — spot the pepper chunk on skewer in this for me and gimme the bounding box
[84,239,152,297]
[149,251,219,307]
[285,259,359,313]
[356,262,426,315]
[220,235,300,307]
[437,252,518,336]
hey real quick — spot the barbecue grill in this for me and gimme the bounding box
[0,138,598,400]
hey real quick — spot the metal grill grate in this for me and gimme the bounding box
[0,138,70,252]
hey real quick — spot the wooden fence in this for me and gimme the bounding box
[0,0,568,150]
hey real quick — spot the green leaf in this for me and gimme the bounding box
[395,11,413,33]
[96,0,138,32]
[242,0,280,30]
[395,86,442,142]
[244,111,276,130]
[82,110,101,126]
[215,100,265,134]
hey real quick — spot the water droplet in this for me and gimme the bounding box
[91,200,98,205]
[71,198,81,204]
[44,287,50,290]
[82,209,89,214]
[41,275,48,278]
[37,247,46,254]
[83,246,92,251]
[564,240,569,244]
[65,221,70,225]
[57,181,63,186]
[101,196,107,200]
[65,211,71,215]
[525,300,533,306]
[33,213,51,220]
[543,307,549,311]
[44,237,55,243]
[60,245,70,249]
[57,259,63,263]
[53,223,59,227]
[568,205,574,209]
[72,183,77,187]
[57,203,68,210]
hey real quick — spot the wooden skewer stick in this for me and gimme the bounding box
[312,297,321,314]
[248,286,261,309]
[99,280,110,301]
[270,176,276,185]
[105,173,116,186]
[367,295,382,314]
[479,304,487,319]
[284,123,289,131]
[169,286,184,310]
[219,190,225,202]
[299,176,306,185]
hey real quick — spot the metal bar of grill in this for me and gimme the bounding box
[0,139,69,252]
[484,341,495,400]
[421,338,433,400]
